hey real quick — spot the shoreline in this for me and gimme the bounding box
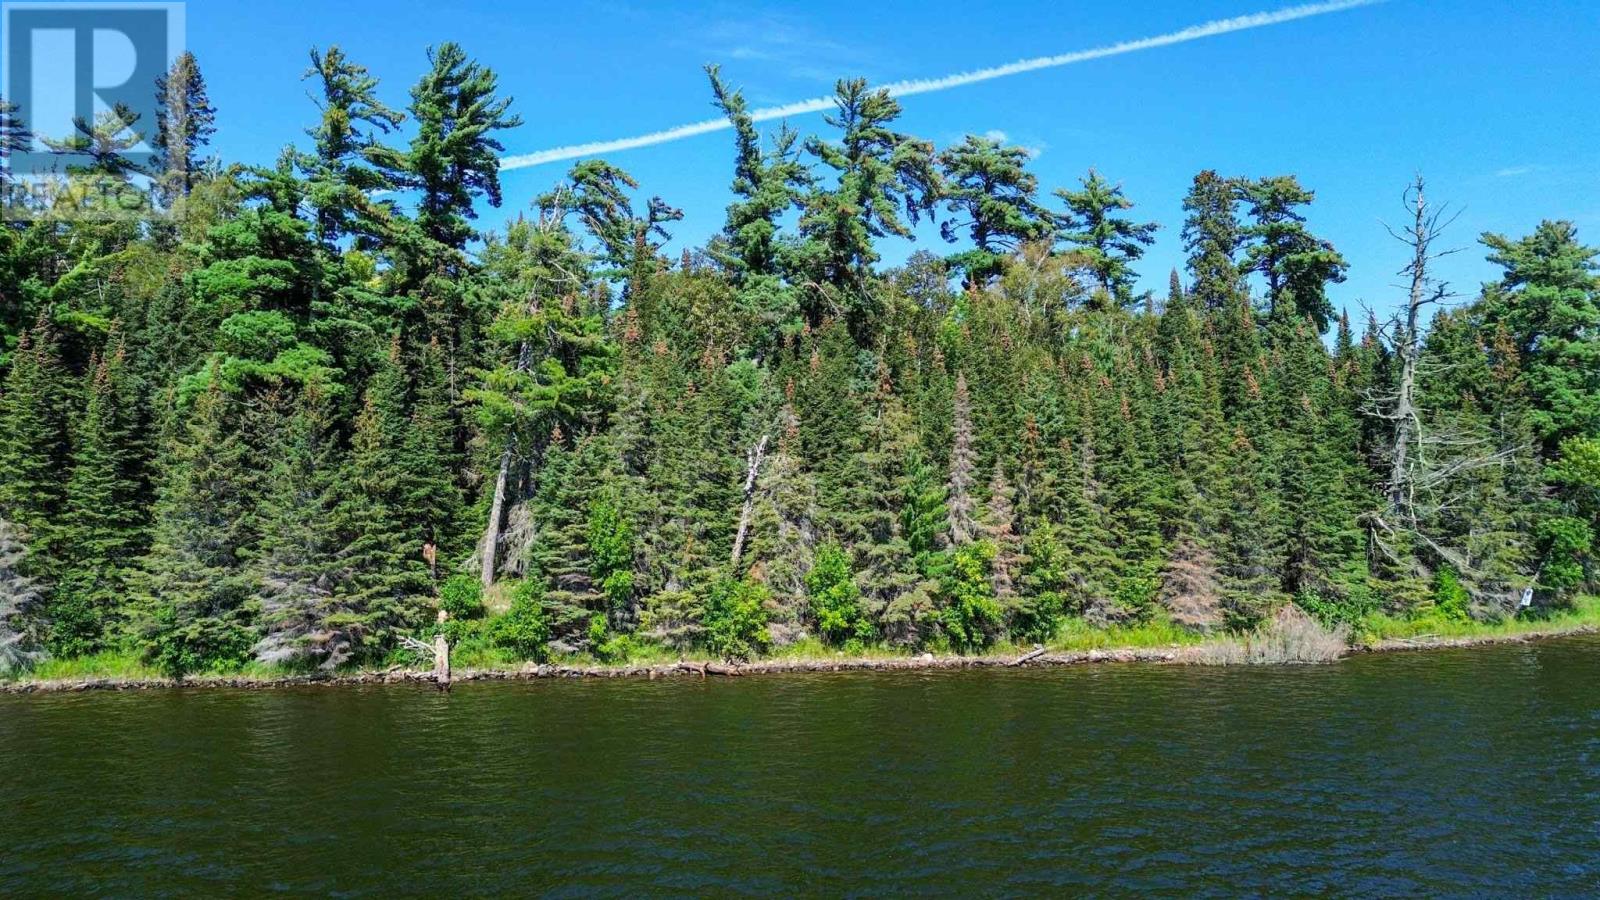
[4,621,1596,695]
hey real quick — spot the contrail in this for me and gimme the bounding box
[501,0,1383,172]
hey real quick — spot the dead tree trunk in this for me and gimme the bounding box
[433,632,451,688]
[1382,176,1456,525]
[729,434,770,572]
[480,443,513,589]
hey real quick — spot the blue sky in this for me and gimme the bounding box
[186,0,1599,319]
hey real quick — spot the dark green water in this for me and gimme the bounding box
[4,638,1599,896]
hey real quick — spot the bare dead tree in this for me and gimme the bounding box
[1376,175,1463,527]
[729,433,771,572]
[1362,178,1529,592]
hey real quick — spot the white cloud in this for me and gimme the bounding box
[501,0,1386,171]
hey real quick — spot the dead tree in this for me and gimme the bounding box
[1379,175,1460,528]
[729,433,770,572]
[1363,178,1521,585]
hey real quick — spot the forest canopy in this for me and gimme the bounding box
[0,47,1596,676]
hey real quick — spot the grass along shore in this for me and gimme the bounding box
[5,597,1598,693]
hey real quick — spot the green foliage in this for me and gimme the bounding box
[1432,569,1472,622]
[805,542,871,646]
[586,494,636,620]
[703,578,771,661]
[2,43,1591,674]
[1238,175,1348,331]
[1537,516,1593,595]
[491,580,550,661]
[1054,169,1159,307]
[939,542,1002,653]
[439,574,484,620]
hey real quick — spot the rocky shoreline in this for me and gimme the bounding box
[5,622,1596,695]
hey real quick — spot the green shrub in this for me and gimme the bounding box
[1297,586,1379,630]
[43,575,105,659]
[939,542,1003,653]
[438,573,484,620]
[490,580,550,661]
[1431,569,1472,622]
[1537,516,1593,596]
[704,578,770,661]
[805,542,872,646]
[1113,563,1161,624]
[587,496,635,620]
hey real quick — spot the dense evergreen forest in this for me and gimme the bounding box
[0,45,1596,677]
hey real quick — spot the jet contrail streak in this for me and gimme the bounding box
[500,0,1382,172]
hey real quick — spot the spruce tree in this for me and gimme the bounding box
[946,372,979,545]
[330,345,432,656]
[59,343,144,645]
[0,318,74,571]
[1181,170,1245,312]
[254,381,348,668]
[133,375,259,676]
[153,51,216,202]
[0,516,45,672]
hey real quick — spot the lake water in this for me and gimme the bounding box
[4,637,1599,895]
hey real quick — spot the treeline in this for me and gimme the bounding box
[0,47,1596,675]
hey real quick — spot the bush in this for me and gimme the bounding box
[1246,604,1349,664]
[1431,569,1471,622]
[1537,516,1593,596]
[805,542,872,646]
[1297,586,1378,631]
[43,575,105,659]
[438,573,484,620]
[1112,564,1162,624]
[704,578,770,661]
[939,542,1003,653]
[490,580,550,661]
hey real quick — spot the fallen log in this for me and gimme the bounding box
[1008,646,1048,667]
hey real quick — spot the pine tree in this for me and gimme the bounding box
[1238,175,1348,331]
[798,78,939,336]
[1481,221,1600,450]
[1054,169,1159,308]
[394,42,522,253]
[300,45,405,246]
[705,65,810,284]
[938,134,1054,286]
